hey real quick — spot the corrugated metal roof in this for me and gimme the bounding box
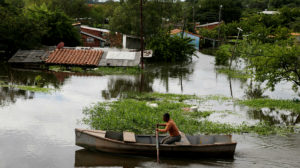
[45,49,103,66]
[81,26,110,33]
[81,31,106,41]
[196,21,223,28]
[8,50,50,63]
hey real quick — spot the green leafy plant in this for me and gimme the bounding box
[146,30,197,62]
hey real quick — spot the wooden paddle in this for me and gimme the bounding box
[156,124,159,164]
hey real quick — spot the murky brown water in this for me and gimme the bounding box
[1,52,300,168]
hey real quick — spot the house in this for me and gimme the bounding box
[195,21,224,30]
[291,33,300,41]
[80,26,107,47]
[170,29,203,50]
[260,11,280,15]
[122,34,145,50]
[9,47,142,67]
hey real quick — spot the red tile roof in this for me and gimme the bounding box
[170,29,204,38]
[46,49,103,66]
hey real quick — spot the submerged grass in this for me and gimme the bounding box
[123,92,232,104]
[217,68,251,79]
[49,65,141,75]
[80,93,297,136]
[237,99,300,113]
[1,84,57,94]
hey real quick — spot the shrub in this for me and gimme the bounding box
[146,31,197,62]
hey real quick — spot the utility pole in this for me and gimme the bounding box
[193,6,195,31]
[218,5,222,45]
[229,27,243,70]
[140,0,143,69]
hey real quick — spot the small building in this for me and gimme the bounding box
[291,33,300,41]
[80,26,107,47]
[122,34,145,50]
[170,29,202,50]
[260,11,280,15]
[195,21,224,30]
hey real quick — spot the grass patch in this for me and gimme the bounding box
[79,93,297,136]
[1,82,57,94]
[123,92,232,104]
[217,68,251,79]
[237,98,300,113]
[92,66,141,75]
[49,65,142,75]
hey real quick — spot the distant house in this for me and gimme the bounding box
[260,11,280,15]
[291,33,300,41]
[195,21,224,30]
[80,26,107,47]
[170,29,203,50]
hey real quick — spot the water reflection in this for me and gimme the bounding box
[0,87,34,107]
[74,149,234,168]
[102,74,154,100]
[247,108,300,126]
[146,61,194,93]
[243,85,268,99]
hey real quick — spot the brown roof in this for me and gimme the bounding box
[45,49,103,66]
[170,29,204,38]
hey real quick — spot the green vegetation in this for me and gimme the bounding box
[49,65,142,75]
[79,92,297,136]
[237,98,300,113]
[217,68,251,79]
[1,84,56,94]
[93,66,141,75]
[146,30,197,61]
[0,1,81,57]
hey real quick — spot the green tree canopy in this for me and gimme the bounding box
[0,2,47,56]
[26,4,81,46]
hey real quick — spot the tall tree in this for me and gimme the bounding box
[0,2,47,56]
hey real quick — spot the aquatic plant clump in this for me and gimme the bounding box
[80,98,296,136]
[49,65,141,75]
[217,68,251,79]
[0,84,56,94]
[237,99,300,113]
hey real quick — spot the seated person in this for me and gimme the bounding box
[156,113,181,144]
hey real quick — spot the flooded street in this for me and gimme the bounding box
[1,52,300,168]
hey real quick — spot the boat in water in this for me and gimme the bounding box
[75,128,237,158]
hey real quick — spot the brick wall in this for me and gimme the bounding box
[81,34,101,47]
[199,23,223,30]
[81,27,103,37]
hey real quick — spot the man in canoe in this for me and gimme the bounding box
[156,113,181,144]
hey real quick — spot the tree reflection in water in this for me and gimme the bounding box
[0,62,67,106]
[0,87,34,107]
[247,108,300,126]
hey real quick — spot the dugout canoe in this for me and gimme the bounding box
[75,128,237,158]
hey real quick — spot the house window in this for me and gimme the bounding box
[87,38,94,43]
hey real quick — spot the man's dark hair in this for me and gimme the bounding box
[163,113,170,120]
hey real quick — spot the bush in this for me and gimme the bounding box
[215,50,230,65]
[146,31,197,61]
[71,67,83,72]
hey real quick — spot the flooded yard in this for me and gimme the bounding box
[0,51,300,168]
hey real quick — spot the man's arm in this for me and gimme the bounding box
[158,123,172,133]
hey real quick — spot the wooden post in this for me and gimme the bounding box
[156,124,159,164]
[140,0,144,69]
[229,27,243,70]
[218,5,222,45]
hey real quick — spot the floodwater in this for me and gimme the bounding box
[0,51,300,168]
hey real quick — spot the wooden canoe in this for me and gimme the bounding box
[75,128,237,158]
